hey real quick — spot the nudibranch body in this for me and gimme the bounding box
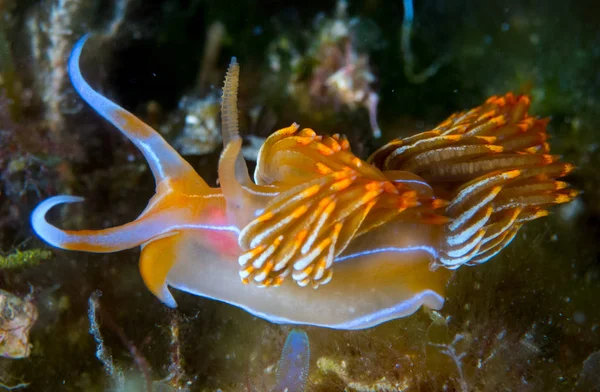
[31,35,451,329]
[31,35,575,330]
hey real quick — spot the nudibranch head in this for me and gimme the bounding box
[370,93,577,268]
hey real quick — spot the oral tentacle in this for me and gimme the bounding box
[69,35,205,189]
[31,195,188,253]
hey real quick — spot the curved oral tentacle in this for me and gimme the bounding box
[31,196,185,252]
[69,35,204,189]
[33,36,214,257]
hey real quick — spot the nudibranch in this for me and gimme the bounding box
[30,35,575,330]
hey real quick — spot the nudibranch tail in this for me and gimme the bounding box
[370,93,577,268]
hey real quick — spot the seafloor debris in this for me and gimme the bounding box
[159,21,227,156]
[159,94,222,156]
[88,292,188,392]
[0,290,37,359]
[87,292,124,389]
[268,0,382,138]
[317,356,411,391]
[160,314,189,390]
[575,350,600,392]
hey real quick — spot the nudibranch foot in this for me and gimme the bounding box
[166,226,451,329]
[370,92,577,269]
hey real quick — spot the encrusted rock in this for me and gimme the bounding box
[0,289,37,359]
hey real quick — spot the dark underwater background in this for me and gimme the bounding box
[1,0,600,390]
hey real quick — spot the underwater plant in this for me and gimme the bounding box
[0,249,52,270]
[31,35,575,330]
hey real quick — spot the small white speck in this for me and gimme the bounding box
[185,115,199,125]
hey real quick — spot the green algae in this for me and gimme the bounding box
[0,249,53,270]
